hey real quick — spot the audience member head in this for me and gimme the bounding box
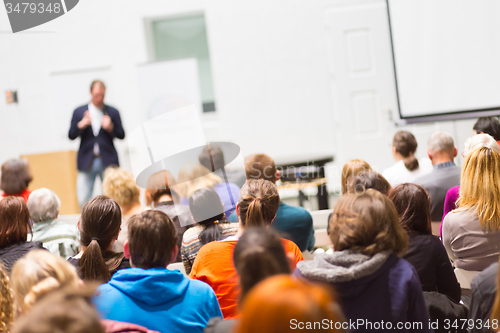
[329,189,408,256]
[233,227,290,301]
[458,147,500,231]
[124,210,178,269]
[11,250,80,314]
[463,133,499,157]
[12,286,104,333]
[236,275,345,333]
[0,263,13,333]
[176,163,222,199]
[346,170,391,196]
[473,117,500,141]
[144,170,177,207]
[244,154,278,184]
[189,188,225,245]
[27,188,60,223]
[199,144,225,172]
[0,196,31,248]
[78,195,122,282]
[102,167,141,214]
[389,183,432,235]
[237,179,280,228]
[427,132,457,165]
[0,159,33,195]
[341,159,372,194]
[392,131,419,171]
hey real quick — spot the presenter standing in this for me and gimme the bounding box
[68,80,125,209]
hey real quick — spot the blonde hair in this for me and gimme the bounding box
[456,147,500,231]
[463,134,500,156]
[175,163,222,198]
[11,250,80,314]
[341,159,372,194]
[102,167,140,208]
[0,263,13,333]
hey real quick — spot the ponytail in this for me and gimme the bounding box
[199,219,224,246]
[79,239,110,282]
[245,199,265,227]
[238,180,280,228]
[403,155,419,171]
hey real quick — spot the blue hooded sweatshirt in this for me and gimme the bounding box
[94,267,222,333]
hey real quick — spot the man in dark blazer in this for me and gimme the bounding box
[414,132,460,222]
[68,80,125,208]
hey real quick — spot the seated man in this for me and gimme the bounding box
[414,132,460,221]
[228,153,315,252]
[27,188,80,258]
[94,210,222,333]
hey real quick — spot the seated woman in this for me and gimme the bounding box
[0,197,45,273]
[341,159,372,195]
[145,170,192,262]
[67,195,130,282]
[189,179,303,319]
[236,275,346,333]
[346,170,391,196]
[0,159,33,202]
[102,167,146,251]
[389,183,460,303]
[441,133,500,236]
[295,189,432,332]
[177,163,240,217]
[181,188,238,274]
[11,250,80,314]
[382,131,432,186]
[443,147,500,271]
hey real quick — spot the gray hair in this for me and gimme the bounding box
[464,133,500,156]
[427,132,455,153]
[27,188,61,223]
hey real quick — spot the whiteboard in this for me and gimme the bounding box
[387,0,500,122]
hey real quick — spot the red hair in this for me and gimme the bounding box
[0,197,31,248]
[236,275,345,333]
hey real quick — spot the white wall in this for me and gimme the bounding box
[0,0,485,191]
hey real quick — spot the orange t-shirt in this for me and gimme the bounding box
[189,237,303,319]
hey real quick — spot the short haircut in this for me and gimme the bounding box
[0,196,31,248]
[389,183,432,235]
[127,210,178,269]
[199,145,225,172]
[244,154,277,183]
[27,188,61,223]
[341,159,372,195]
[427,132,455,153]
[0,159,33,194]
[346,171,391,196]
[393,131,419,171]
[329,189,408,256]
[12,286,104,333]
[473,117,500,141]
[237,179,280,228]
[90,80,106,92]
[463,133,500,156]
[102,167,140,208]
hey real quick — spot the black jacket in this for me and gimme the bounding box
[0,241,45,273]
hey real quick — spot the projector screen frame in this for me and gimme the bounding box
[385,0,500,125]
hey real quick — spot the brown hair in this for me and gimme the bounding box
[199,144,225,172]
[238,180,280,228]
[244,154,277,183]
[347,170,391,196]
[341,159,372,194]
[144,170,177,206]
[393,131,419,171]
[90,80,106,92]
[127,210,178,269]
[236,275,345,333]
[0,196,31,248]
[0,159,33,195]
[12,285,104,333]
[233,227,290,301]
[329,189,408,256]
[0,263,13,333]
[389,183,432,235]
[78,196,121,282]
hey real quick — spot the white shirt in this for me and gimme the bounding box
[382,158,433,187]
[88,102,103,155]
